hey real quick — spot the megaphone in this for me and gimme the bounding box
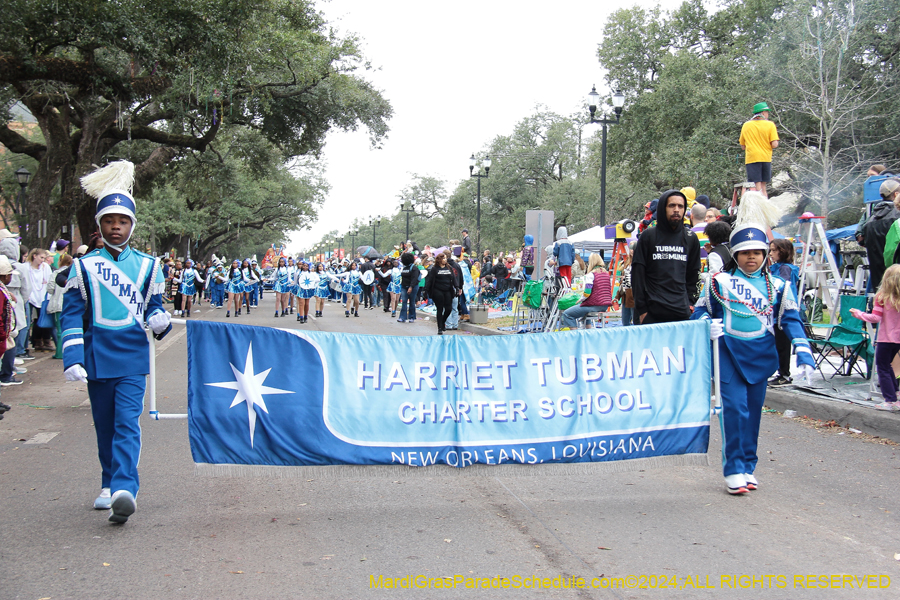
[615,219,637,239]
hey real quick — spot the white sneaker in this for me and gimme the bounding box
[725,474,749,495]
[109,490,136,523]
[875,402,897,411]
[14,358,23,365]
[743,473,758,490]
[93,487,111,510]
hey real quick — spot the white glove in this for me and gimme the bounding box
[148,310,171,335]
[709,318,724,340]
[65,364,88,383]
[798,364,815,386]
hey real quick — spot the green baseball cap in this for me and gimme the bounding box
[753,102,770,114]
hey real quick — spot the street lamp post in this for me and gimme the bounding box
[370,216,381,249]
[337,235,344,260]
[587,85,625,227]
[400,200,415,242]
[468,154,492,259]
[14,167,31,230]
[350,229,358,255]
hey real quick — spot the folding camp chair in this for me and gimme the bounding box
[807,294,872,379]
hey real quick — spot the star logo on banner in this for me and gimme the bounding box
[205,343,293,448]
[300,274,313,287]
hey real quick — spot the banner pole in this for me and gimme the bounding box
[148,317,188,420]
[148,329,157,417]
[712,319,722,416]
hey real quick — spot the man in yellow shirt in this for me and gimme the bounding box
[739,102,780,197]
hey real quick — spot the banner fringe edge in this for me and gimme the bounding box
[194,454,710,478]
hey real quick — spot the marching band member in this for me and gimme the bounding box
[240,259,257,314]
[294,261,317,323]
[175,259,204,318]
[286,257,297,315]
[211,262,226,308]
[691,223,814,495]
[61,160,171,524]
[273,257,290,317]
[313,262,331,317]
[226,259,243,317]
[341,261,363,317]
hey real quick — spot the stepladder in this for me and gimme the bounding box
[797,216,843,321]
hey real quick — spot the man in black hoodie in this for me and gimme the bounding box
[632,190,701,324]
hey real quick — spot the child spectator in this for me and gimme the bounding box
[553,226,575,284]
[850,264,900,411]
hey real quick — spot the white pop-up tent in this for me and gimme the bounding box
[567,225,633,259]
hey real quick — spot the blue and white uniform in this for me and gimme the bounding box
[226,268,243,295]
[62,247,166,500]
[314,272,332,298]
[287,263,298,295]
[178,267,204,297]
[211,266,226,306]
[692,223,814,493]
[273,266,291,294]
[295,269,319,299]
[342,270,363,295]
[387,266,402,295]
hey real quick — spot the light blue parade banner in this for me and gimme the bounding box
[186,320,711,473]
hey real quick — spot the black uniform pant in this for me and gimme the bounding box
[431,289,454,332]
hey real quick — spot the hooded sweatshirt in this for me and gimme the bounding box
[632,190,701,320]
[0,237,29,335]
[553,226,575,266]
[864,200,900,290]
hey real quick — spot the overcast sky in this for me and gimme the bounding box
[288,0,686,253]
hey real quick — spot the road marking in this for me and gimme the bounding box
[156,326,187,355]
[25,432,60,445]
[79,398,91,407]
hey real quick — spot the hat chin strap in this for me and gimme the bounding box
[100,226,133,252]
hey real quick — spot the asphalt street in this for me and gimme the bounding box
[1,293,898,599]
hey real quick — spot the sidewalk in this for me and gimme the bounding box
[763,385,900,443]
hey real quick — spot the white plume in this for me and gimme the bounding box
[80,160,135,199]
[737,191,781,229]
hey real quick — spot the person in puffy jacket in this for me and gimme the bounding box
[553,226,575,284]
[559,254,611,330]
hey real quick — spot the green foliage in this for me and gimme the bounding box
[133,128,326,259]
[0,0,391,248]
[596,0,900,227]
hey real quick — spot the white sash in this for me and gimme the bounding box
[81,255,150,325]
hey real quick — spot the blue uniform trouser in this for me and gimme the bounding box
[213,284,225,306]
[719,376,766,478]
[88,375,146,497]
[249,284,259,306]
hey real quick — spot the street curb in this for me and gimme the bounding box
[764,388,900,443]
[459,321,509,336]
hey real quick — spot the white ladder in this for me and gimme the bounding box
[797,216,843,322]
